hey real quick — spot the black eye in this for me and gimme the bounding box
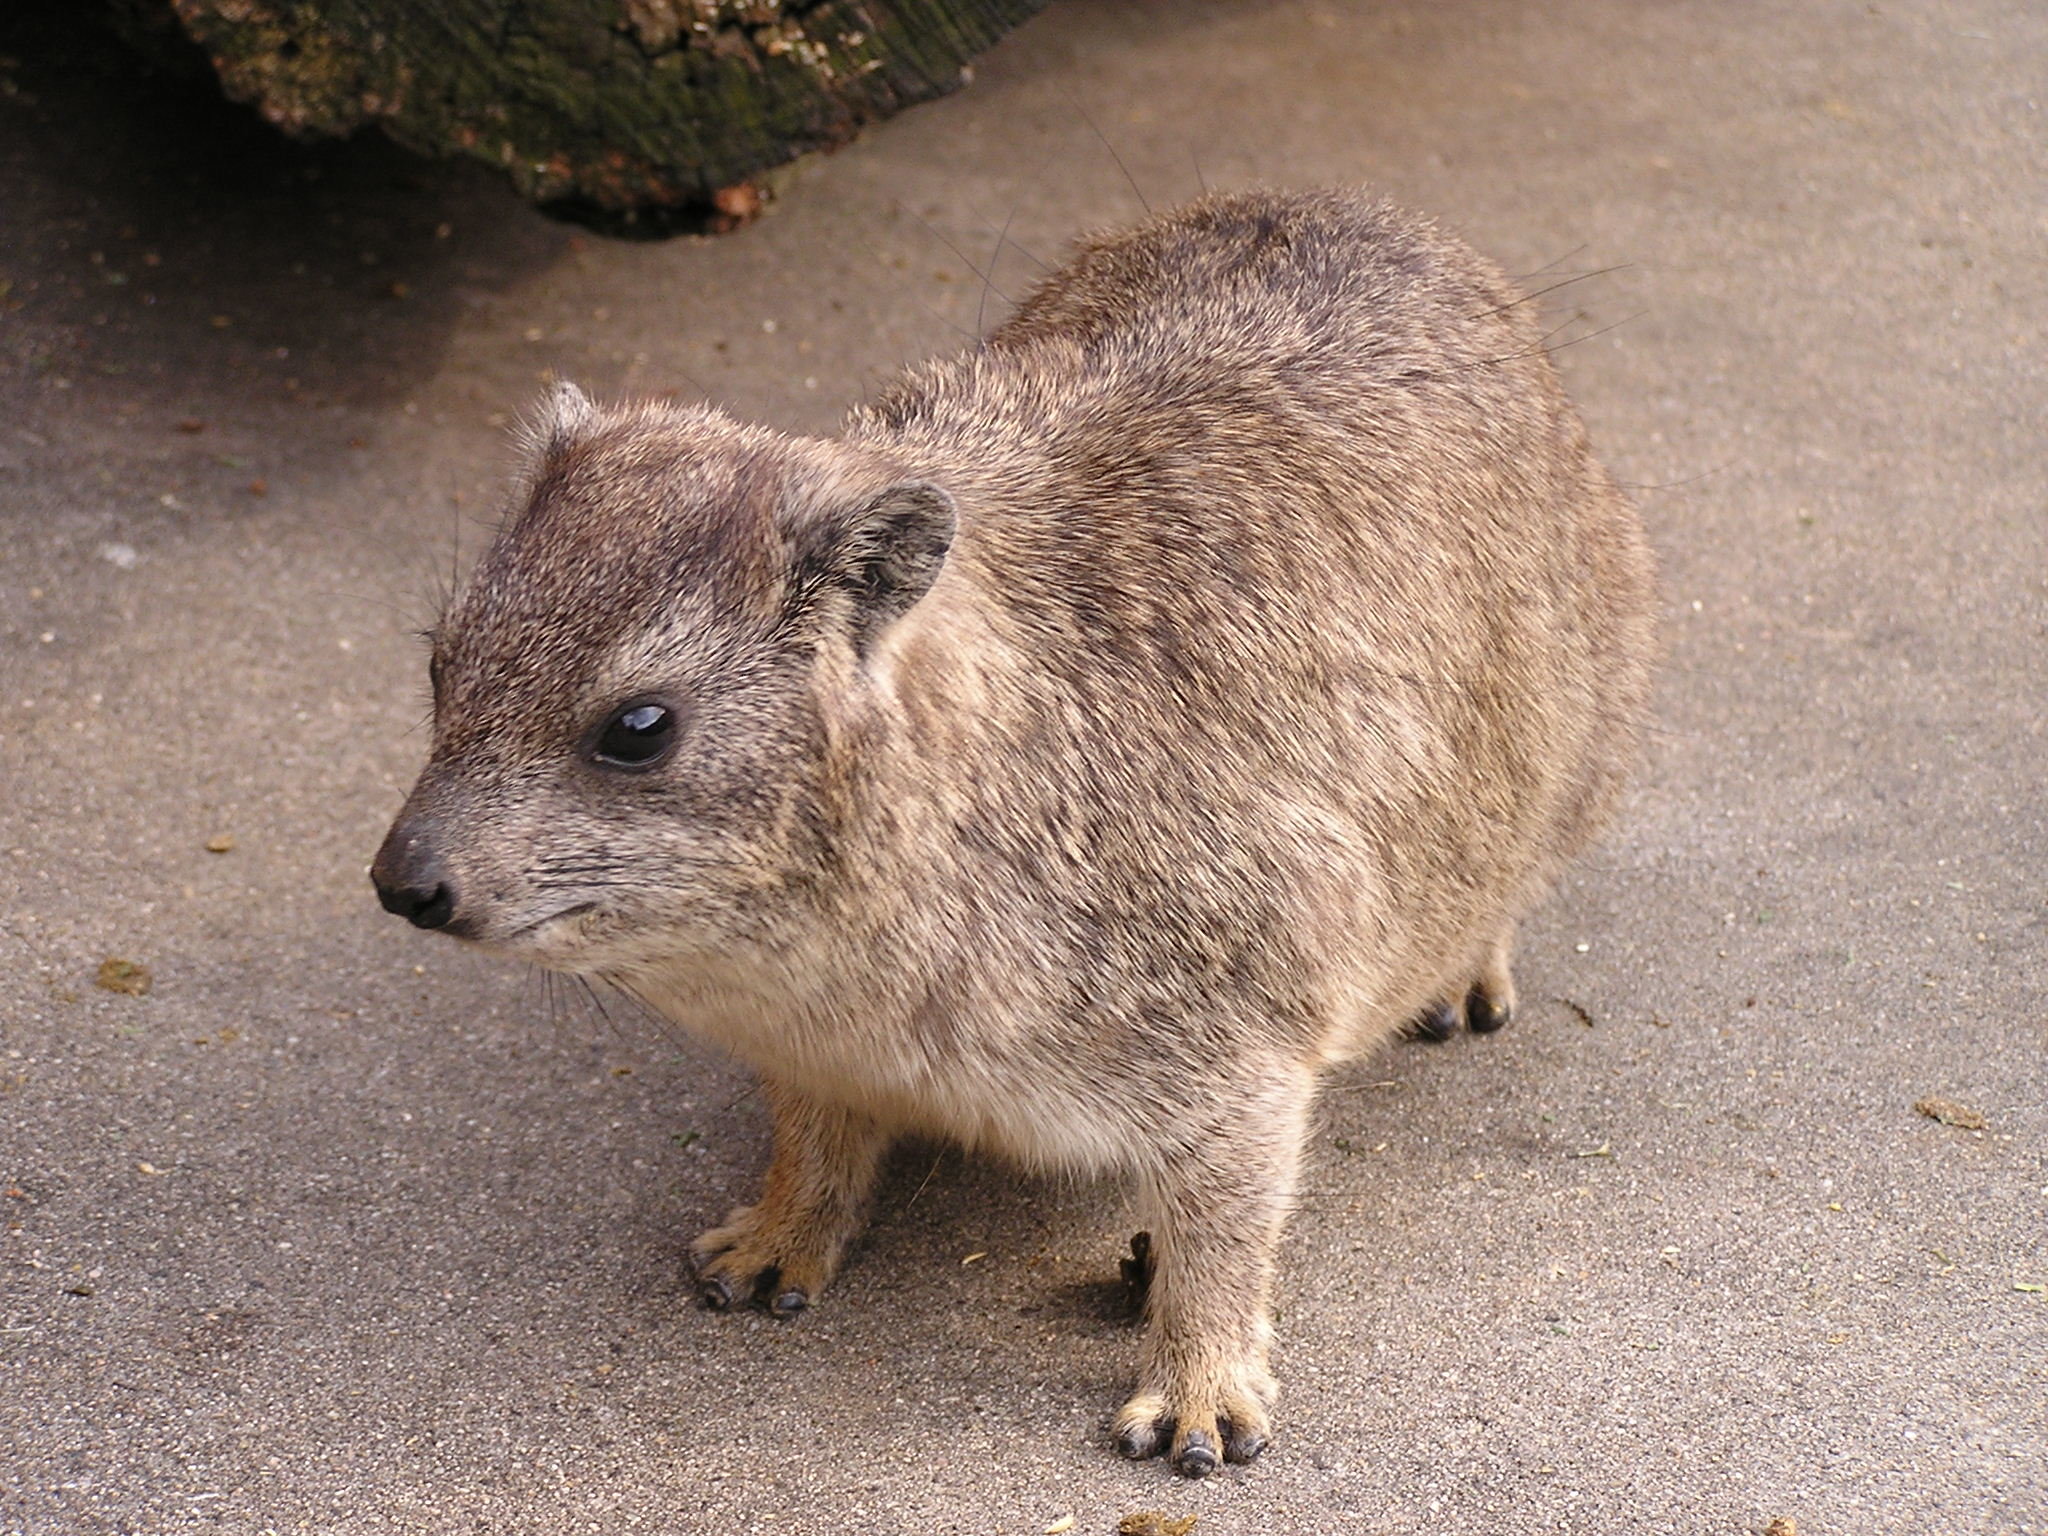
[593,702,677,767]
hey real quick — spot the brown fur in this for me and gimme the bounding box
[371,188,1657,1476]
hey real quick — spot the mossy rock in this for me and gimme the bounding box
[149,0,1050,232]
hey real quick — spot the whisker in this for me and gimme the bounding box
[964,204,1052,276]
[1539,310,1647,358]
[590,973,702,1059]
[1613,462,1732,493]
[582,976,639,1053]
[849,225,979,345]
[905,1148,947,1208]
[577,975,617,1034]
[1060,85,1152,217]
[1468,264,1633,323]
[1512,243,1590,282]
[978,205,1017,337]
[894,200,1012,314]
[1447,309,1647,375]
[722,1081,760,1114]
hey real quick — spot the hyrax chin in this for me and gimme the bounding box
[371,188,1655,1477]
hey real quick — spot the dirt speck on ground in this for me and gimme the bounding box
[94,958,152,996]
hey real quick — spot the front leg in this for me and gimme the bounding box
[1114,1067,1311,1476]
[691,1079,891,1317]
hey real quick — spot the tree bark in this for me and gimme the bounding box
[152,0,1051,231]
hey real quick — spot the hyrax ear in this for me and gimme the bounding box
[802,480,956,652]
[523,379,598,459]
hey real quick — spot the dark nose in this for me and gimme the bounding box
[370,823,460,931]
[375,871,455,929]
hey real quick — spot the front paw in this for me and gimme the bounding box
[1112,1366,1275,1476]
[690,1206,831,1319]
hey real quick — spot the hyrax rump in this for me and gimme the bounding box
[371,188,1656,1476]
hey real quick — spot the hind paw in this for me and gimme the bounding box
[1407,973,1515,1042]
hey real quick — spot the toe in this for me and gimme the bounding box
[1113,1394,1171,1460]
[1465,984,1511,1033]
[769,1287,810,1318]
[1410,999,1459,1042]
[1171,1423,1220,1478]
[1221,1418,1268,1464]
[1218,1387,1272,1464]
[689,1206,755,1267]
[1116,1421,1167,1460]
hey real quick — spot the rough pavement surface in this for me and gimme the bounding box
[2,2,2043,1533]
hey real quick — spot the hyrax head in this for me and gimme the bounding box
[370,383,953,977]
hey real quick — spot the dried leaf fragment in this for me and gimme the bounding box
[1914,1096,1986,1131]
[1764,1519,1797,1536]
[95,958,152,996]
[1119,1515,1198,1536]
[205,834,235,854]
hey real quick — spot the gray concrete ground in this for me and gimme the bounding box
[2,1,2043,1532]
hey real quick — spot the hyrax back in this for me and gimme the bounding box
[372,188,1656,1478]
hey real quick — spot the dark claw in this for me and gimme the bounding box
[769,1288,809,1318]
[1120,1230,1156,1311]
[1410,1000,1459,1042]
[698,1274,735,1311]
[1465,986,1511,1034]
[1116,1414,1169,1460]
[1224,1426,1268,1464]
[1173,1428,1219,1478]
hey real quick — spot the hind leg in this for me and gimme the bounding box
[1407,928,1517,1041]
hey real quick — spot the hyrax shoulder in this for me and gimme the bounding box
[373,187,1657,1477]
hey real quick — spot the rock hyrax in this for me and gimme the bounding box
[371,188,1657,1477]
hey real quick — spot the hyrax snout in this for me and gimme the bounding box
[371,188,1656,1477]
